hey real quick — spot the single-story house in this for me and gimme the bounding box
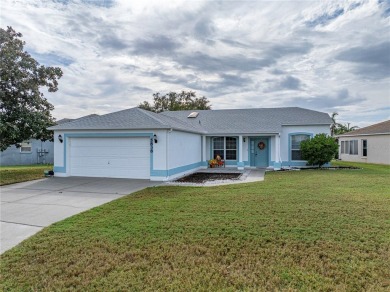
[337,120,390,165]
[0,139,54,166]
[0,115,98,166]
[48,107,332,181]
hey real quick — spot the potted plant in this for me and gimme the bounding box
[209,159,218,168]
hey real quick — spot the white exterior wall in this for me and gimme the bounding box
[206,137,211,161]
[162,130,202,180]
[242,137,249,163]
[152,130,168,170]
[280,125,331,165]
[339,134,390,165]
[270,136,276,162]
[54,131,65,171]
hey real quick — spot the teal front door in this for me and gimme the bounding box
[251,138,269,167]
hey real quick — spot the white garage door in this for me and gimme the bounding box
[69,137,150,179]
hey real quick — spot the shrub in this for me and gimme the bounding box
[300,134,338,167]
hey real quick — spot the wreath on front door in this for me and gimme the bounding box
[258,141,266,150]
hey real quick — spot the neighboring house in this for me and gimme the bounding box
[0,139,54,166]
[49,107,332,181]
[337,120,390,165]
[0,115,98,166]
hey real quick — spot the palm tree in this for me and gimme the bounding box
[330,112,360,136]
[330,112,340,136]
[335,122,359,135]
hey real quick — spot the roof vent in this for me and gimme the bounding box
[187,112,199,118]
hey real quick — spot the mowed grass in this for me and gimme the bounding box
[0,165,52,186]
[1,162,389,291]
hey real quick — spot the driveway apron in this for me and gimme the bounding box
[1,177,159,253]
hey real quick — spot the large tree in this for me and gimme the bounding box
[0,27,62,151]
[138,91,211,113]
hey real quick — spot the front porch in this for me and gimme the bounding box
[201,134,282,170]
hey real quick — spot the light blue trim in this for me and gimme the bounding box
[271,161,331,168]
[288,132,313,163]
[54,166,66,173]
[201,161,208,166]
[151,161,202,177]
[285,161,307,167]
[54,132,154,174]
[273,161,282,169]
[244,161,250,166]
[237,161,245,167]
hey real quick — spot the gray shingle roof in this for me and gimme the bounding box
[49,108,170,131]
[337,120,390,136]
[56,118,74,125]
[161,107,332,134]
[49,108,203,133]
[55,114,99,125]
[49,107,332,134]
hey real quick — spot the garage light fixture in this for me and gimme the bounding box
[154,134,158,143]
[58,134,63,143]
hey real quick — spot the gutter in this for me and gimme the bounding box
[337,133,390,138]
[281,123,331,126]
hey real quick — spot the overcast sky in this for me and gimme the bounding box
[2,0,389,127]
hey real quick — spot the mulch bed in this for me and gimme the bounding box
[175,173,242,183]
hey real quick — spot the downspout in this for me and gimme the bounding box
[278,133,282,167]
[166,129,171,180]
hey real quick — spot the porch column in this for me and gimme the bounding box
[202,135,207,168]
[274,134,282,170]
[238,135,244,170]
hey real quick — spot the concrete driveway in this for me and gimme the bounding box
[1,177,159,253]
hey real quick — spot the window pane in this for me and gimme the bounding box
[353,140,358,155]
[292,150,302,160]
[226,137,237,150]
[349,140,358,155]
[225,150,236,160]
[291,135,309,150]
[213,137,224,149]
[20,141,32,153]
[291,134,309,160]
[345,141,349,154]
[341,141,344,154]
[362,140,367,157]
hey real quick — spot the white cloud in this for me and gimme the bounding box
[2,0,389,127]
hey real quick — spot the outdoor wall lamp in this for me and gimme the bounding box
[58,134,63,143]
[154,134,158,143]
[243,137,246,142]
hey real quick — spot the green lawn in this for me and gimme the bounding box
[0,164,53,186]
[1,162,389,291]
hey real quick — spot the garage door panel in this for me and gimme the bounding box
[69,137,150,179]
[71,150,149,159]
[71,145,148,157]
[71,138,147,147]
[71,157,150,168]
